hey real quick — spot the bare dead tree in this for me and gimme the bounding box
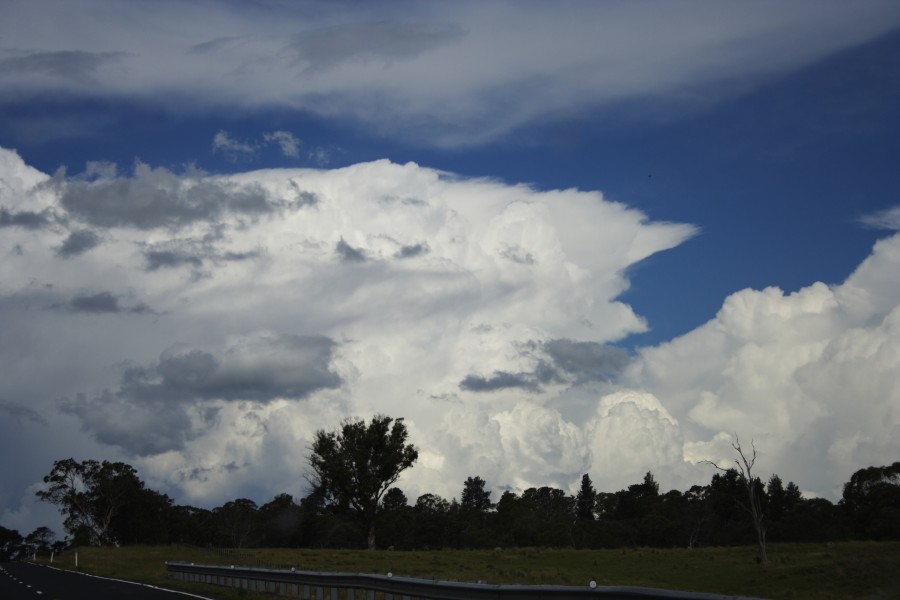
[704,435,768,564]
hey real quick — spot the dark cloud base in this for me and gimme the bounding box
[460,339,631,393]
[59,334,343,456]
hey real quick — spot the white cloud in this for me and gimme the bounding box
[623,234,900,498]
[264,131,301,158]
[1,1,898,146]
[2,144,899,530]
[212,130,258,161]
[581,390,707,494]
[861,205,900,231]
[0,145,695,521]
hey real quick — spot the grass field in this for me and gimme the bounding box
[35,542,900,600]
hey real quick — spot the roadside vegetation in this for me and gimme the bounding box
[35,542,900,600]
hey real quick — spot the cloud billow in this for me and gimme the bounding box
[460,371,540,393]
[140,236,215,272]
[396,243,429,259]
[335,238,366,263]
[60,389,202,456]
[59,334,343,456]
[0,145,724,514]
[65,291,150,315]
[58,163,275,230]
[122,334,342,404]
[0,146,702,507]
[0,207,52,229]
[623,232,900,497]
[56,229,102,257]
[542,339,631,383]
[69,291,120,313]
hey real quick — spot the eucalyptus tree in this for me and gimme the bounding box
[308,415,418,550]
[36,458,145,546]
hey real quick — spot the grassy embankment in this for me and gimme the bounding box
[35,542,900,600]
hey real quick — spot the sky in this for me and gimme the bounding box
[1,0,899,536]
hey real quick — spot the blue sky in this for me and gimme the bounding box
[1,0,899,536]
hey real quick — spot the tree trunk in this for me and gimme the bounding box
[367,521,376,551]
[755,517,768,564]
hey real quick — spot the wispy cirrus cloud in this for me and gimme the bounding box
[214,130,303,161]
[1,1,898,147]
[263,131,300,158]
[212,130,258,161]
[0,50,123,83]
[860,205,900,231]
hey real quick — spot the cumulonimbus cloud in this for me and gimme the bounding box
[2,144,898,516]
[0,144,697,508]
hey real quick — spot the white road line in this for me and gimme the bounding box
[34,563,216,599]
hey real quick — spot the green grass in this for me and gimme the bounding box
[35,542,900,600]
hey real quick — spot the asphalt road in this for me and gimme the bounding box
[0,561,214,600]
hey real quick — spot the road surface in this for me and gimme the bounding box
[0,561,213,600]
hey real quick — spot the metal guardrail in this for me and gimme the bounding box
[165,561,764,600]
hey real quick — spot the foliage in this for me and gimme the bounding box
[0,525,24,560]
[840,461,900,540]
[574,473,596,521]
[460,476,492,512]
[308,415,418,550]
[35,458,147,545]
[24,526,56,554]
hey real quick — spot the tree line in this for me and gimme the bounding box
[2,416,898,559]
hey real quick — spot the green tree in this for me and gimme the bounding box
[35,458,144,546]
[460,476,492,511]
[24,526,55,555]
[457,476,493,548]
[412,493,452,548]
[840,461,900,540]
[517,486,576,547]
[0,526,24,560]
[379,488,412,549]
[575,473,597,520]
[767,475,786,521]
[110,486,175,545]
[214,498,259,548]
[257,494,302,547]
[308,415,418,550]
